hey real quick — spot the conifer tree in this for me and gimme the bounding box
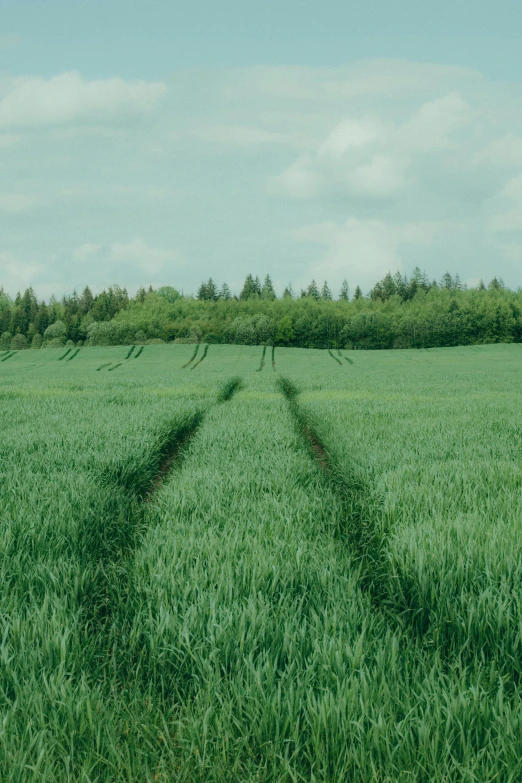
[219,283,232,300]
[307,280,320,300]
[353,285,363,300]
[393,271,408,300]
[206,278,218,301]
[196,281,209,300]
[135,286,147,304]
[440,272,454,290]
[283,284,294,299]
[382,273,397,300]
[339,279,349,300]
[240,274,256,300]
[261,274,276,300]
[321,281,332,300]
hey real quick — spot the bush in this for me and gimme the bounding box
[76,340,84,347]
[135,330,147,343]
[0,331,12,351]
[44,321,67,343]
[10,334,28,350]
[86,321,135,346]
[65,339,75,347]
[146,338,165,344]
[204,332,222,344]
[227,314,273,345]
[31,333,43,349]
[47,337,66,348]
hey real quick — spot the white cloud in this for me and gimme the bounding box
[475,134,522,168]
[0,193,36,213]
[317,118,384,156]
[486,174,522,232]
[194,124,297,147]
[275,155,319,199]
[292,217,434,290]
[0,251,45,291]
[2,60,522,295]
[399,93,472,150]
[0,72,167,129]
[350,155,405,197]
[275,93,476,202]
[73,240,180,275]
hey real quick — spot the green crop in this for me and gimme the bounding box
[0,343,521,781]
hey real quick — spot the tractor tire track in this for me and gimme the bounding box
[77,375,245,685]
[278,377,387,604]
[256,345,267,372]
[191,344,208,369]
[182,343,199,368]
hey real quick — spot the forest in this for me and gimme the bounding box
[0,268,520,350]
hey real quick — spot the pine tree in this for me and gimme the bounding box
[135,286,147,304]
[283,284,294,299]
[370,281,385,301]
[321,281,332,300]
[307,280,320,300]
[196,281,209,300]
[219,283,232,300]
[440,272,454,290]
[253,276,262,297]
[240,274,256,300]
[382,273,397,300]
[35,303,49,335]
[409,266,429,298]
[339,279,349,301]
[488,277,505,291]
[261,274,276,300]
[393,272,408,300]
[477,279,486,291]
[353,285,363,300]
[206,278,218,301]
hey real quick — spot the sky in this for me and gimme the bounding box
[1,0,522,299]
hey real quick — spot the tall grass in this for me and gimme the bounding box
[0,343,521,780]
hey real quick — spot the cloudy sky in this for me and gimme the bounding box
[1,0,522,299]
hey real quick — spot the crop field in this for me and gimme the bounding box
[1,342,522,782]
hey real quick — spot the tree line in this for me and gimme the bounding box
[0,270,520,351]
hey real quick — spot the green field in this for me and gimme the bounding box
[1,343,522,782]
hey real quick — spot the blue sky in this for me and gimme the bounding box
[1,0,522,297]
